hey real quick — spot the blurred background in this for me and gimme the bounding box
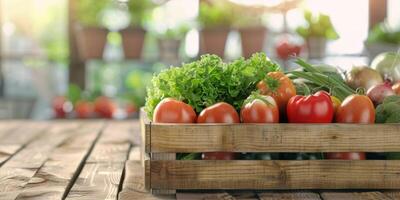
[0,0,399,120]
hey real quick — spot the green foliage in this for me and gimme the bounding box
[296,10,339,40]
[125,70,153,107]
[375,95,400,123]
[290,59,355,101]
[158,25,190,40]
[145,53,280,119]
[127,0,155,27]
[367,22,400,44]
[76,0,110,26]
[198,1,235,28]
[67,84,82,105]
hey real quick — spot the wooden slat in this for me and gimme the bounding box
[118,123,175,200]
[14,121,104,200]
[383,190,400,199]
[176,192,234,200]
[0,122,48,166]
[258,192,321,200]
[66,122,133,200]
[149,160,400,190]
[0,145,20,165]
[0,122,81,199]
[118,160,175,200]
[148,123,400,153]
[321,191,392,200]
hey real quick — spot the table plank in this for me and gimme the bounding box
[118,123,175,200]
[0,122,81,199]
[320,191,392,200]
[66,121,133,200]
[0,122,48,167]
[258,192,321,200]
[383,190,400,199]
[13,121,104,200]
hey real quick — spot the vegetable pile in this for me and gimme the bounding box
[145,51,400,161]
[145,53,279,118]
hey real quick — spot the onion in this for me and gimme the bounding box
[371,52,400,82]
[346,66,383,90]
[367,82,395,106]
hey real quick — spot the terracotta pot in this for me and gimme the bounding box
[75,25,108,60]
[199,28,230,57]
[120,27,146,59]
[239,27,266,58]
[306,37,327,59]
[158,38,181,64]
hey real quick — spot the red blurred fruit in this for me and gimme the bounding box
[126,103,137,115]
[275,40,301,60]
[52,96,72,118]
[94,96,116,118]
[75,100,93,118]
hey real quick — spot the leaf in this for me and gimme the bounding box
[67,84,81,106]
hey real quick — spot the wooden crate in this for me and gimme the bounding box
[140,110,400,194]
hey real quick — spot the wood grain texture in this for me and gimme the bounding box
[0,122,83,199]
[150,160,400,190]
[14,122,103,200]
[66,162,124,200]
[66,122,132,200]
[148,123,400,153]
[151,153,176,195]
[119,160,175,200]
[320,191,392,200]
[176,192,234,200]
[0,145,20,165]
[258,192,321,200]
[383,190,400,199]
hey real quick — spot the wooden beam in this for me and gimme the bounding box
[369,0,387,30]
[68,0,85,89]
[150,160,400,190]
[148,123,400,153]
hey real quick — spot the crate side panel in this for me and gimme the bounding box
[150,160,400,190]
[150,124,400,152]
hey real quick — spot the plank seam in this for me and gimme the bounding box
[61,121,107,200]
[116,124,135,199]
[0,125,49,167]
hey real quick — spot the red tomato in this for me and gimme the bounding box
[202,152,236,160]
[240,95,279,123]
[326,94,374,160]
[126,103,137,115]
[325,152,366,160]
[52,96,72,118]
[94,96,116,118]
[287,91,334,123]
[275,40,302,60]
[257,72,296,114]
[198,102,239,160]
[75,100,93,118]
[153,98,196,123]
[197,102,240,123]
[335,94,375,123]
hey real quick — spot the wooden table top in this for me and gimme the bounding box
[0,120,399,200]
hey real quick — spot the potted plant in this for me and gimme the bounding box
[198,0,235,57]
[156,25,189,64]
[365,21,400,60]
[296,11,339,59]
[75,0,110,60]
[233,5,266,58]
[120,0,154,59]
